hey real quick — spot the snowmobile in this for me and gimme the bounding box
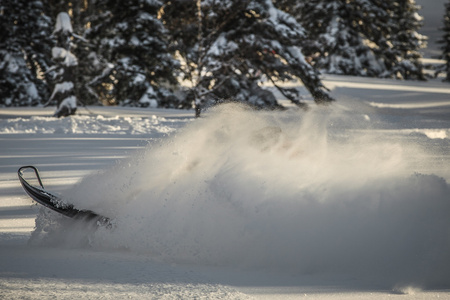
[18,166,111,227]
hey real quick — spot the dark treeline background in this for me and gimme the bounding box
[1,0,449,116]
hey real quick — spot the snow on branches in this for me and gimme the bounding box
[49,12,77,118]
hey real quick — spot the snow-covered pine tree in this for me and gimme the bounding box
[47,12,78,117]
[437,0,450,82]
[382,0,426,79]
[284,0,426,79]
[291,0,392,77]
[0,0,54,106]
[40,0,100,106]
[293,0,377,76]
[85,0,182,108]
[162,0,333,116]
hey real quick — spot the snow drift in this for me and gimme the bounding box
[36,103,450,287]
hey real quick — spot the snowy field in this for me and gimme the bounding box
[1,73,450,299]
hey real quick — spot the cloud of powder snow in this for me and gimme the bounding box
[48,103,450,287]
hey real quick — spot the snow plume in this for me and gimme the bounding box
[45,103,450,287]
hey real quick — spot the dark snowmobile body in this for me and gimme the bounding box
[18,166,110,226]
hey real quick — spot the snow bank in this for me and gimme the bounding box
[0,114,185,135]
[41,103,450,287]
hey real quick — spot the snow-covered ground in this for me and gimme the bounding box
[1,2,450,295]
[1,73,450,299]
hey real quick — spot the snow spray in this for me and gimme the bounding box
[51,103,450,286]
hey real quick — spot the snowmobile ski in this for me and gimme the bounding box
[18,166,111,226]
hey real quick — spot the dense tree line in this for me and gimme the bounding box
[0,0,444,116]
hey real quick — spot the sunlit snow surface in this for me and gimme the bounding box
[1,76,450,299]
[0,114,182,135]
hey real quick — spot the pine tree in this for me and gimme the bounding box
[0,0,54,106]
[47,12,78,117]
[295,0,381,76]
[86,0,182,108]
[39,0,100,106]
[283,0,426,79]
[162,0,333,116]
[437,0,450,82]
[382,0,427,79]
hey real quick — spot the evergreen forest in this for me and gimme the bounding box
[1,0,449,116]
